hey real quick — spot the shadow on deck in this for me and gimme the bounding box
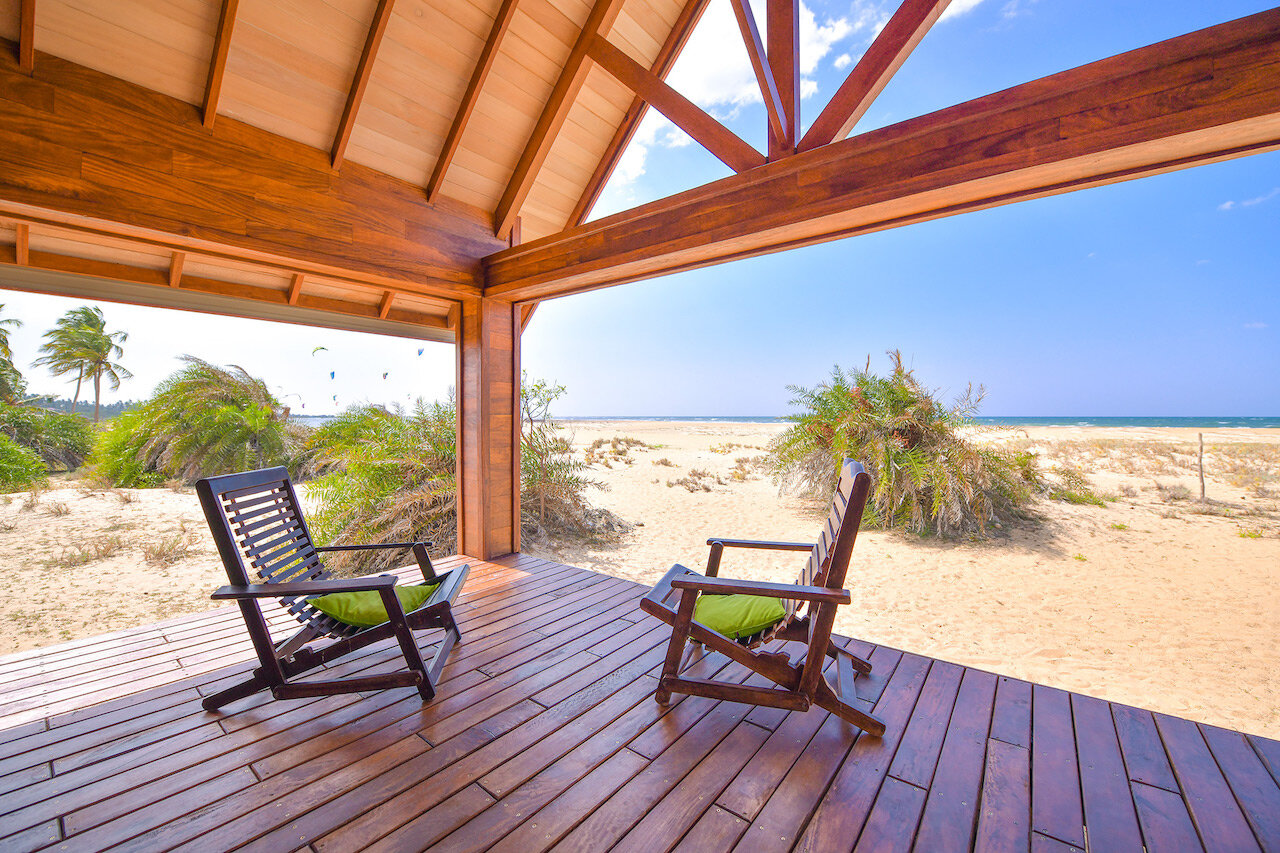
[0,554,1277,852]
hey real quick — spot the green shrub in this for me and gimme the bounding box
[0,405,95,471]
[0,435,47,492]
[90,357,308,486]
[769,352,1034,537]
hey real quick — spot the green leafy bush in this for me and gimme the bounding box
[769,352,1034,537]
[90,357,308,486]
[0,405,95,471]
[0,434,47,492]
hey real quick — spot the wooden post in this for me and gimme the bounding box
[456,296,521,559]
[1199,432,1206,502]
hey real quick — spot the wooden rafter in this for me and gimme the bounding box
[493,0,627,240]
[378,290,394,319]
[169,251,185,287]
[588,36,764,173]
[800,0,952,151]
[14,223,29,265]
[729,0,787,148]
[287,273,305,305]
[518,302,537,332]
[203,0,240,129]
[766,0,799,155]
[427,0,519,203]
[485,9,1280,301]
[332,0,396,169]
[18,0,34,72]
[569,0,712,227]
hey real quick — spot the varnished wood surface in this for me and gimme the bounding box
[486,8,1280,300]
[1,553,1276,852]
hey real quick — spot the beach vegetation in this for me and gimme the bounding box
[143,524,200,566]
[90,357,309,487]
[33,306,131,422]
[1046,465,1105,506]
[768,353,1034,537]
[0,435,47,492]
[1237,528,1263,539]
[1157,482,1192,502]
[0,404,95,471]
[1110,522,1129,530]
[44,502,70,517]
[43,534,125,568]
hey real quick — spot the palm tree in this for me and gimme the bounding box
[0,304,21,361]
[34,307,131,421]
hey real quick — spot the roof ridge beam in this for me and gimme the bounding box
[569,0,711,227]
[331,0,397,169]
[427,0,519,202]
[800,0,952,151]
[588,35,764,173]
[203,0,240,129]
[493,0,627,240]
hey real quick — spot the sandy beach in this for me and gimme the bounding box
[1,421,1276,738]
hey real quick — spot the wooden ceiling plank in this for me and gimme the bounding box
[203,0,240,129]
[766,0,798,155]
[169,250,185,287]
[427,0,520,203]
[799,0,952,152]
[587,34,763,172]
[18,0,34,72]
[569,0,712,226]
[378,289,394,318]
[485,9,1280,300]
[332,0,397,170]
[14,223,29,265]
[493,0,629,240]
[729,0,787,149]
[288,273,305,304]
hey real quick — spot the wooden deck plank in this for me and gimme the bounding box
[0,554,1277,853]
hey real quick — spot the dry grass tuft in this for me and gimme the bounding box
[44,502,70,518]
[45,535,125,568]
[144,523,200,566]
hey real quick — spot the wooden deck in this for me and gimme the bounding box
[1,554,1278,852]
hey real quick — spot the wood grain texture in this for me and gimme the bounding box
[729,0,786,147]
[331,0,397,169]
[800,0,951,150]
[487,8,1280,300]
[587,34,763,172]
[765,0,797,156]
[0,42,504,301]
[17,0,31,71]
[202,0,239,128]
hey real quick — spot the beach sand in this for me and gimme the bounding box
[1,422,1276,738]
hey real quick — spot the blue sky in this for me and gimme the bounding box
[1,0,1276,417]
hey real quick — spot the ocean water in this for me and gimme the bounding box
[558,415,1280,428]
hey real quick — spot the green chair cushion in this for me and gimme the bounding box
[310,581,440,628]
[694,593,786,640]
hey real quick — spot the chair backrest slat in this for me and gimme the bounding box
[197,467,358,639]
[787,459,865,617]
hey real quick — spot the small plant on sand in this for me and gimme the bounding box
[44,501,70,517]
[769,353,1034,537]
[1157,482,1192,502]
[1237,527,1263,539]
[668,468,723,492]
[1047,465,1104,506]
[652,457,677,467]
[0,434,47,492]
[45,534,125,567]
[144,524,200,566]
[1109,522,1129,531]
[1073,553,1087,561]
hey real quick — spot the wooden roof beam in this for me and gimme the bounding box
[485,9,1280,301]
[203,0,240,129]
[587,35,764,173]
[18,0,34,72]
[168,250,185,287]
[766,0,799,156]
[493,0,627,240]
[729,0,788,148]
[332,0,396,170]
[569,0,712,227]
[427,0,519,203]
[287,273,305,305]
[14,223,29,265]
[800,0,952,152]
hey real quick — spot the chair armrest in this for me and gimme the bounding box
[212,575,398,600]
[670,574,850,604]
[315,541,437,581]
[705,538,814,551]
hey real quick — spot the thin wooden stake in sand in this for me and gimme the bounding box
[1199,432,1206,501]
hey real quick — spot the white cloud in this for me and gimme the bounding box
[941,0,986,21]
[833,53,852,70]
[1220,187,1280,210]
[1243,322,1269,330]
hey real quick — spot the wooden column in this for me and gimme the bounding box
[456,296,521,559]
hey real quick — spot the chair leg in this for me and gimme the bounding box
[202,669,273,712]
[814,677,886,737]
[656,590,697,704]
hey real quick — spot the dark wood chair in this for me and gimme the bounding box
[196,466,467,712]
[640,459,885,736]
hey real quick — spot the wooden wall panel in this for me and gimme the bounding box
[36,0,220,104]
[218,0,376,151]
[0,0,19,41]
[0,43,504,301]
